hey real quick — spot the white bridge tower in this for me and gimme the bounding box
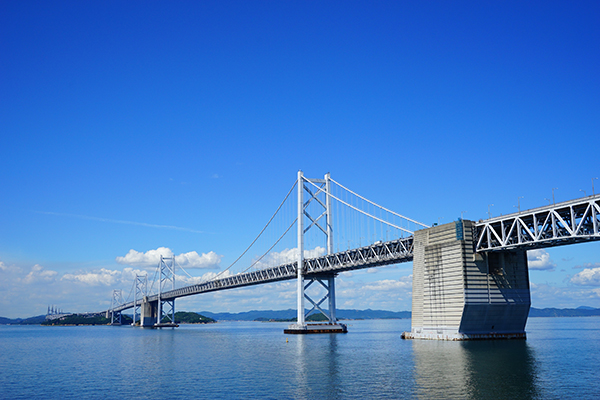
[285,171,347,334]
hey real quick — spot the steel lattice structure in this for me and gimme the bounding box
[157,256,176,324]
[475,195,600,252]
[131,274,147,326]
[110,289,124,324]
[111,237,414,313]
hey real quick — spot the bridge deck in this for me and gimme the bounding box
[112,237,414,312]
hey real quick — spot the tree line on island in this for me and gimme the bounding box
[40,311,216,326]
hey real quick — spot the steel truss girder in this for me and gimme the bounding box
[475,195,600,252]
[110,237,414,313]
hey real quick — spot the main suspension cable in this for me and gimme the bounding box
[210,180,298,281]
[328,178,429,228]
[304,178,414,234]
[240,217,297,274]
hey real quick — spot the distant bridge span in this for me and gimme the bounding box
[112,237,414,313]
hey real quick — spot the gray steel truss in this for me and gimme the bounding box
[298,172,336,325]
[475,195,600,252]
[303,276,337,322]
[110,289,124,324]
[110,237,414,314]
[157,256,176,325]
[131,274,147,326]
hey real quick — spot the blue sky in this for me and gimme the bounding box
[1,1,599,318]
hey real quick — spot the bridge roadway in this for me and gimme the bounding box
[112,236,415,313]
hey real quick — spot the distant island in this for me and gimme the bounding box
[1,307,599,325]
[0,311,215,326]
[198,308,411,322]
[173,311,216,324]
[194,307,600,321]
[528,307,600,318]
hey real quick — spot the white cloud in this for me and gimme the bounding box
[116,247,174,266]
[23,264,58,284]
[116,247,222,269]
[337,274,413,311]
[571,267,600,286]
[249,247,326,270]
[174,270,233,286]
[572,262,600,270]
[529,281,538,289]
[363,278,412,291]
[0,263,59,286]
[0,260,21,275]
[120,267,152,281]
[530,282,600,308]
[365,265,398,274]
[305,247,327,259]
[175,251,221,269]
[62,268,120,286]
[527,249,555,271]
[0,260,120,318]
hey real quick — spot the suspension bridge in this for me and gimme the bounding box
[106,171,600,339]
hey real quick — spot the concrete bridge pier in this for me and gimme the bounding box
[140,297,158,327]
[403,220,530,340]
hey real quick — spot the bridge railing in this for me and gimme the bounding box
[475,195,600,252]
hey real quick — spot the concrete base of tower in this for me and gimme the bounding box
[284,323,348,334]
[153,322,179,328]
[140,298,158,327]
[401,329,526,341]
[408,220,531,341]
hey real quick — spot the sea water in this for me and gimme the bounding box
[0,317,598,399]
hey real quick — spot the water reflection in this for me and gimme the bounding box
[291,334,343,399]
[412,340,540,399]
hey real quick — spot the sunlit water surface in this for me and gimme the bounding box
[1,317,598,399]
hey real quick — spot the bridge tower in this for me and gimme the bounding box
[109,289,124,325]
[285,171,347,334]
[139,256,178,328]
[403,220,530,340]
[131,274,147,326]
[156,255,177,327]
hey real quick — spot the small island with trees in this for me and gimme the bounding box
[41,311,215,326]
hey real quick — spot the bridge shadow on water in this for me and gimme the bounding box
[411,339,540,400]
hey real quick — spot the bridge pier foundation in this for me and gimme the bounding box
[140,297,158,327]
[284,274,347,334]
[403,220,530,340]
